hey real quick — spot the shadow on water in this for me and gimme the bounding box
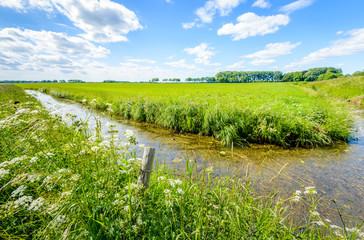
[26,90,364,225]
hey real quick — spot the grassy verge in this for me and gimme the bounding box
[305,76,364,108]
[18,82,353,147]
[1,84,363,239]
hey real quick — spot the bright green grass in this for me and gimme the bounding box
[306,76,364,101]
[18,82,353,147]
[1,84,363,239]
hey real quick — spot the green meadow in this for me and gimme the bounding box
[19,81,353,147]
[1,84,363,239]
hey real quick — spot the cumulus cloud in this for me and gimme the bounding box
[165,59,196,69]
[280,0,314,14]
[0,0,143,42]
[183,0,245,29]
[226,60,245,69]
[217,12,290,40]
[184,43,219,66]
[252,0,270,8]
[182,22,196,30]
[53,0,142,42]
[0,28,109,72]
[286,28,364,68]
[244,42,300,59]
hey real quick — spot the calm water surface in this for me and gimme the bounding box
[26,90,363,224]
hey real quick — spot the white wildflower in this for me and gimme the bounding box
[51,215,66,229]
[310,210,320,216]
[124,130,134,138]
[30,156,38,163]
[137,217,142,225]
[124,205,129,212]
[292,195,301,203]
[165,200,173,207]
[158,176,166,181]
[100,141,110,147]
[28,197,45,211]
[0,168,10,179]
[11,185,27,198]
[91,146,99,152]
[313,221,325,226]
[58,169,70,174]
[14,195,33,208]
[90,99,98,105]
[177,188,184,194]
[164,189,171,194]
[71,174,79,181]
[325,219,332,223]
[295,190,302,195]
[304,186,317,194]
[82,99,87,104]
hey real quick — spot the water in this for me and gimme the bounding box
[26,90,364,224]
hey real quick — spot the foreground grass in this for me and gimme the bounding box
[305,76,364,107]
[2,84,363,239]
[18,82,353,148]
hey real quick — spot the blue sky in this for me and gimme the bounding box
[0,0,363,82]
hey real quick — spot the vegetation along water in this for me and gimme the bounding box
[17,78,358,148]
[1,83,364,239]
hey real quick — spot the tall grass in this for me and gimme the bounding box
[1,84,363,239]
[305,76,364,107]
[18,82,353,147]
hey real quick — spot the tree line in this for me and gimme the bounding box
[213,67,345,83]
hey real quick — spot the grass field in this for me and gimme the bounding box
[1,84,363,239]
[305,76,364,107]
[19,82,354,147]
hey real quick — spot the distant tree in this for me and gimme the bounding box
[352,71,364,77]
[59,80,66,83]
[317,72,342,81]
[150,78,159,83]
[68,79,85,83]
[303,67,342,81]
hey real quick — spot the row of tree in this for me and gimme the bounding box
[213,67,345,83]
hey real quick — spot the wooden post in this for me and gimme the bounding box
[138,147,155,190]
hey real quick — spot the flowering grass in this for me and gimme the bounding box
[1,84,363,239]
[18,82,353,148]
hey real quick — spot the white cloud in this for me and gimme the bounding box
[280,0,314,14]
[0,0,143,42]
[252,0,270,8]
[217,12,290,40]
[336,30,344,35]
[195,0,246,24]
[0,0,26,10]
[226,60,245,69]
[250,59,275,66]
[0,28,109,71]
[182,22,196,30]
[184,43,219,66]
[165,59,196,69]
[286,28,364,68]
[53,0,142,42]
[244,42,300,59]
[127,58,156,64]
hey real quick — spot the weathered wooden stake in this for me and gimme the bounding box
[138,147,155,190]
